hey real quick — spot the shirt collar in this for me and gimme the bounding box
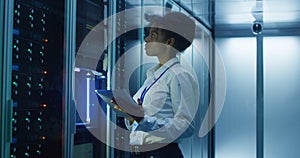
[147,57,179,79]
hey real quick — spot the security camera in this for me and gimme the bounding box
[252,21,263,35]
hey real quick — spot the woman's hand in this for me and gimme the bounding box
[111,98,144,123]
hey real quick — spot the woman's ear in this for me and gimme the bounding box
[166,37,175,46]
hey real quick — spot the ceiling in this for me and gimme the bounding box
[126,0,300,35]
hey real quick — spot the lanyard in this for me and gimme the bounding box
[139,61,179,104]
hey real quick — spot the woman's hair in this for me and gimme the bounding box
[145,12,196,52]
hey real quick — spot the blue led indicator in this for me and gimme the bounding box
[13,29,20,36]
[13,101,18,108]
[12,65,19,71]
[12,137,17,144]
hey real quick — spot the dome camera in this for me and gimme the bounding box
[252,21,263,35]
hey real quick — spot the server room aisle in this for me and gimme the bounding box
[1,0,300,158]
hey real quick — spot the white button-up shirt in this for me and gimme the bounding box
[129,57,200,145]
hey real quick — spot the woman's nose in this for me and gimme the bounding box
[144,35,149,42]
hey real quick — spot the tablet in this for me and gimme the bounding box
[95,89,139,117]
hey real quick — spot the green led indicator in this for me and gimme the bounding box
[38,118,41,122]
[14,10,18,13]
[27,49,31,52]
[13,82,18,87]
[29,15,33,20]
[40,51,44,56]
[14,45,17,48]
[24,152,29,156]
[25,118,30,122]
[26,83,31,88]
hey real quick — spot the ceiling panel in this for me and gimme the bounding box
[263,0,300,23]
[215,0,300,25]
[215,0,257,25]
[126,0,300,33]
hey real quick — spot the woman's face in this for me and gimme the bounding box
[144,23,169,57]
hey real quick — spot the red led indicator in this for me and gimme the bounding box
[41,136,46,140]
[43,70,48,75]
[41,104,47,108]
[44,39,48,43]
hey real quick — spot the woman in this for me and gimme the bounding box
[113,11,199,158]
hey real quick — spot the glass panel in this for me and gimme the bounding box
[74,1,107,158]
[215,37,256,158]
[75,0,105,127]
[264,36,300,158]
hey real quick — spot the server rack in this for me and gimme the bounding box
[12,0,64,157]
[1,0,75,157]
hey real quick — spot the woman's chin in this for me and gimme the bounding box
[145,51,153,56]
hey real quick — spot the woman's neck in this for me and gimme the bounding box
[157,53,176,65]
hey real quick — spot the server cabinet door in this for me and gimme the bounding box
[10,0,65,157]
